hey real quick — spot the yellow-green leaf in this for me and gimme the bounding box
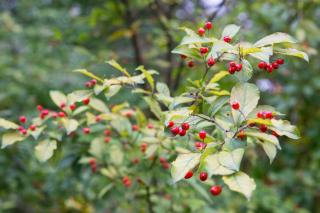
[34,139,57,162]
[50,91,67,108]
[136,65,154,91]
[106,59,131,77]
[0,118,19,129]
[1,132,26,148]
[223,172,256,200]
[73,69,103,83]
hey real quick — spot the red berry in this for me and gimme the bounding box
[257,111,264,119]
[140,143,147,152]
[104,137,111,143]
[171,126,180,135]
[82,98,90,105]
[162,162,170,169]
[195,142,206,150]
[89,159,96,165]
[37,105,43,111]
[69,103,76,111]
[205,21,212,30]
[228,66,236,74]
[122,176,132,187]
[19,116,27,123]
[236,63,242,72]
[265,111,273,119]
[95,115,101,122]
[58,111,65,118]
[184,170,193,179]
[181,122,190,130]
[104,129,111,136]
[231,101,240,110]
[276,58,284,65]
[210,185,222,196]
[229,61,236,67]
[132,125,139,131]
[83,127,90,134]
[258,61,267,69]
[180,55,187,60]
[42,109,49,116]
[90,79,97,86]
[259,124,268,133]
[159,157,167,164]
[18,126,24,131]
[223,36,232,43]
[60,102,66,108]
[207,57,215,67]
[266,65,273,73]
[199,130,206,140]
[187,61,194,68]
[198,27,205,36]
[271,62,279,69]
[200,47,209,55]
[21,129,27,135]
[147,123,154,129]
[51,112,58,119]
[199,172,208,181]
[29,125,36,131]
[237,130,246,140]
[179,129,186,136]
[167,121,174,128]
[272,131,279,137]
[85,81,92,88]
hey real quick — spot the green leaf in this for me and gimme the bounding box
[171,153,201,183]
[233,59,253,82]
[73,69,103,83]
[89,97,109,113]
[230,83,260,124]
[98,183,114,199]
[144,97,162,120]
[171,45,202,60]
[104,85,121,99]
[34,140,57,162]
[156,82,170,97]
[0,118,19,129]
[271,119,300,139]
[221,24,241,38]
[245,129,281,149]
[248,46,273,63]
[136,65,155,91]
[106,59,131,77]
[254,32,297,47]
[205,149,244,176]
[208,40,236,58]
[222,171,256,200]
[67,90,92,103]
[209,70,229,83]
[1,132,26,148]
[89,137,105,159]
[208,96,229,117]
[109,145,123,166]
[274,48,309,62]
[261,141,277,164]
[62,119,79,135]
[49,91,67,108]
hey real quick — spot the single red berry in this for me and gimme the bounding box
[228,66,236,74]
[132,158,140,164]
[69,103,76,111]
[51,112,58,119]
[258,61,267,69]
[21,129,27,135]
[237,130,246,140]
[199,172,208,181]
[207,57,215,67]
[236,63,242,72]
[37,105,43,111]
[205,21,212,30]
[147,123,154,129]
[104,129,111,136]
[195,142,206,150]
[198,27,205,36]
[229,61,236,67]
[187,61,194,68]
[42,109,49,116]
[162,162,170,169]
[95,115,101,122]
[29,125,36,131]
[125,111,133,118]
[184,170,193,179]
[231,101,240,110]
[89,159,96,165]
[58,111,65,118]
[223,36,232,43]
[82,98,90,105]
[265,111,273,119]
[180,55,187,60]
[210,185,222,196]
[167,121,174,128]
[132,124,139,131]
[18,126,24,131]
[85,81,92,88]
[200,47,209,55]
[257,111,264,119]
[122,176,132,187]
[60,102,66,108]
[276,58,284,65]
[259,124,268,133]
[83,127,90,134]
[171,126,180,135]
[266,65,273,73]
[19,116,27,123]
[181,122,190,131]
[104,137,111,143]
[199,130,207,140]
[248,122,255,127]
[90,79,97,86]
[271,61,279,69]
[159,157,167,164]
[140,143,147,152]
[179,129,187,136]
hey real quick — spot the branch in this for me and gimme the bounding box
[207,0,227,21]
[193,114,227,133]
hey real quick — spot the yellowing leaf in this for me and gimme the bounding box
[209,90,230,96]
[67,90,92,103]
[254,32,297,47]
[89,97,109,113]
[274,48,309,62]
[136,65,154,91]
[62,119,79,135]
[34,139,57,162]
[221,24,241,38]
[0,118,19,129]
[73,69,103,83]
[223,172,256,200]
[246,118,271,126]
[209,71,229,83]
[50,91,67,108]
[106,59,131,77]
[246,130,281,149]
[261,141,277,164]
[1,132,26,148]
[171,153,201,183]
[271,119,300,139]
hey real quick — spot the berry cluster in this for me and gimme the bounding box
[228,61,242,74]
[85,79,97,88]
[17,115,38,135]
[198,21,213,37]
[257,58,284,73]
[89,159,97,173]
[168,121,190,137]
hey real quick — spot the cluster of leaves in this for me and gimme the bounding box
[0,23,307,203]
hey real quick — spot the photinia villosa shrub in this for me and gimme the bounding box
[0,21,308,202]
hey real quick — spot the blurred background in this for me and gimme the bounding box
[0,0,319,212]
